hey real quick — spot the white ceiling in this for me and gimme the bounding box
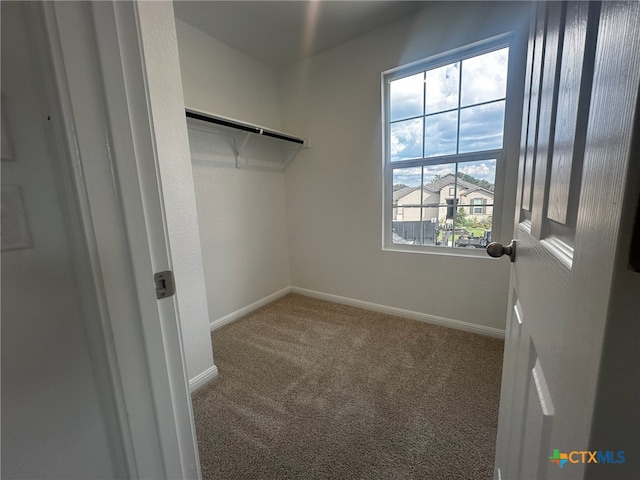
[173,1,431,69]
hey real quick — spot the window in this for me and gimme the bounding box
[473,198,484,214]
[384,41,509,251]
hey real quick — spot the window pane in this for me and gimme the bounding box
[393,167,422,190]
[422,163,455,187]
[392,167,422,244]
[453,159,496,249]
[425,62,459,114]
[424,110,458,157]
[457,159,497,187]
[390,118,423,161]
[461,47,509,107]
[389,72,424,122]
[422,164,455,247]
[458,101,505,153]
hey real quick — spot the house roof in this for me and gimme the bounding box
[429,174,472,191]
[393,173,494,202]
[428,174,494,196]
[460,186,493,197]
[393,186,416,201]
[392,185,436,202]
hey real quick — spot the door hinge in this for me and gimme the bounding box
[154,271,175,299]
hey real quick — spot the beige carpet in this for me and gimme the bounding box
[192,293,504,479]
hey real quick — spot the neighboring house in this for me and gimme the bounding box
[393,173,494,225]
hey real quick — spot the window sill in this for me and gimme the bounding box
[383,243,498,259]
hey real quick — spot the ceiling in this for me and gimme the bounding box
[173,1,431,69]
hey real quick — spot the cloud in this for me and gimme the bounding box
[389,73,424,122]
[393,168,421,187]
[423,164,455,183]
[461,47,509,107]
[425,110,458,157]
[459,101,505,152]
[458,160,497,183]
[390,118,422,161]
[426,62,459,114]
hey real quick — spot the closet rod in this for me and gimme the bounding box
[185,110,304,145]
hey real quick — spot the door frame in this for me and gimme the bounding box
[32,1,201,478]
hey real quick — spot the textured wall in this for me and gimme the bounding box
[176,20,291,324]
[278,1,531,330]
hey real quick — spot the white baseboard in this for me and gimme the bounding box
[290,287,505,339]
[207,285,504,339]
[209,286,292,331]
[189,365,218,393]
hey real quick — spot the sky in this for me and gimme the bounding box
[389,47,509,162]
[392,159,497,188]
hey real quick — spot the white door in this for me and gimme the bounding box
[494,2,640,479]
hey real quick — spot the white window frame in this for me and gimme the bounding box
[382,35,512,255]
[473,198,484,214]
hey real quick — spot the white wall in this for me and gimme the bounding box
[1,3,122,477]
[176,19,282,130]
[175,20,291,324]
[137,5,215,389]
[279,1,531,330]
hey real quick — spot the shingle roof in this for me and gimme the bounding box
[392,185,436,202]
[393,173,493,202]
[428,174,493,196]
[460,186,493,196]
[428,174,475,191]
[393,186,417,202]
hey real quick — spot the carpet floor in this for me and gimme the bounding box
[192,293,504,479]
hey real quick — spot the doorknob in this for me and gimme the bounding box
[486,240,516,262]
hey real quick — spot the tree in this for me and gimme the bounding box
[455,207,471,228]
[456,172,494,191]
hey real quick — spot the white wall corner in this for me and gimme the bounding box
[210,287,292,331]
[290,287,505,339]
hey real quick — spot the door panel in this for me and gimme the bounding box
[547,1,597,229]
[530,1,563,238]
[502,302,531,477]
[520,2,547,215]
